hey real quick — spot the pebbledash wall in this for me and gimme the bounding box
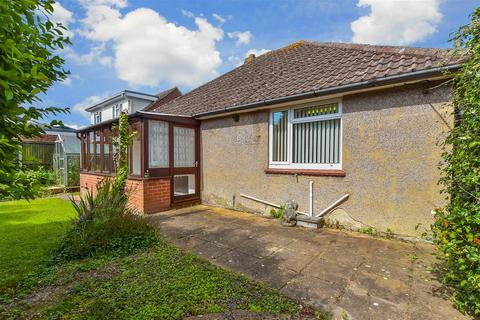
[199,83,453,237]
[80,173,170,213]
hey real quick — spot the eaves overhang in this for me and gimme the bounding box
[193,64,461,119]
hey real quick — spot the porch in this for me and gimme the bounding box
[78,111,201,213]
[148,205,470,320]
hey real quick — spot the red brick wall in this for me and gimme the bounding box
[80,173,170,213]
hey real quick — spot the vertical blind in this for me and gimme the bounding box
[292,119,340,164]
[272,111,288,162]
[174,127,195,167]
[149,120,169,168]
[271,103,341,165]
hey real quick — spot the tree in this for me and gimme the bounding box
[432,8,480,316]
[0,0,70,199]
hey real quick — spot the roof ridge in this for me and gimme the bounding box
[305,41,454,59]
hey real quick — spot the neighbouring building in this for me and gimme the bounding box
[85,87,181,124]
[78,41,465,237]
[21,125,77,169]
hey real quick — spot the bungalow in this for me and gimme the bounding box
[79,41,464,237]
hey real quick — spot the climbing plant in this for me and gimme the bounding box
[431,8,480,316]
[112,112,136,196]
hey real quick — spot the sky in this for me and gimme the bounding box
[41,0,478,128]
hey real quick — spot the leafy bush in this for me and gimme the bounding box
[25,167,58,187]
[270,205,285,220]
[53,178,158,262]
[1,168,58,200]
[431,8,480,316]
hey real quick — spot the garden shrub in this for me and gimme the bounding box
[25,167,58,187]
[270,205,285,220]
[1,167,58,200]
[53,178,158,262]
[431,8,480,316]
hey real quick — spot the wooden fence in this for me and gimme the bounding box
[21,142,55,168]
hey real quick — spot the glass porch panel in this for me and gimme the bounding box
[174,174,195,196]
[88,131,94,169]
[149,120,169,168]
[93,131,102,171]
[132,137,141,175]
[173,127,195,167]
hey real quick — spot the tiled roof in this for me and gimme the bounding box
[154,41,465,116]
[144,87,182,112]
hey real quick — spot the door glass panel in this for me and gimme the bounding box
[174,174,195,196]
[174,127,195,167]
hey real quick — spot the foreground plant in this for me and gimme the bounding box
[53,178,158,262]
[432,8,480,316]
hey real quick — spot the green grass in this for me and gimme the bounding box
[0,198,319,319]
[0,198,75,291]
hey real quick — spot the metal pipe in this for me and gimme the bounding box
[315,193,350,218]
[240,193,281,208]
[240,193,310,216]
[309,181,314,217]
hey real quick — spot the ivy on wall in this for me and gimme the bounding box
[112,112,136,196]
[432,8,480,316]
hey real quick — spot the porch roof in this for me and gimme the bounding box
[76,111,198,133]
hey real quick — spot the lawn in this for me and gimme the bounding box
[0,198,75,291]
[0,197,319,319]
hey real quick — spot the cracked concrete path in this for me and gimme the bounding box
[147,205,470,320]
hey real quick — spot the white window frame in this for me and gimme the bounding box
[268,99,343,170]
[127,99,132,113]
[94,111,102,124]
[112,104,122,118]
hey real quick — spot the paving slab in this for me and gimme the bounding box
[148,205,472,320]
[281,273,346,310]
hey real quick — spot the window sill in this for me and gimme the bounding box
[264,168,346,177]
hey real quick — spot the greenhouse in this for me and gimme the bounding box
[53,134,81,187]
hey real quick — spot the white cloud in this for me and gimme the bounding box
[227,31,252,46]
[63,44,112,66]
[79,0,127,8]
[227,48,270,67]
[351,0,442,45]
[212,13,226,24]
[60,77,72,86]
[246,48,270,57]
[51,2,75,39]
[77,3,224,87]
[73,94,107,119]
[181,9,194,18]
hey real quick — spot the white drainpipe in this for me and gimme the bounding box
[309,180,314,217]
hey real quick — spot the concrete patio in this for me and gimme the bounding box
[148,205,470,320]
